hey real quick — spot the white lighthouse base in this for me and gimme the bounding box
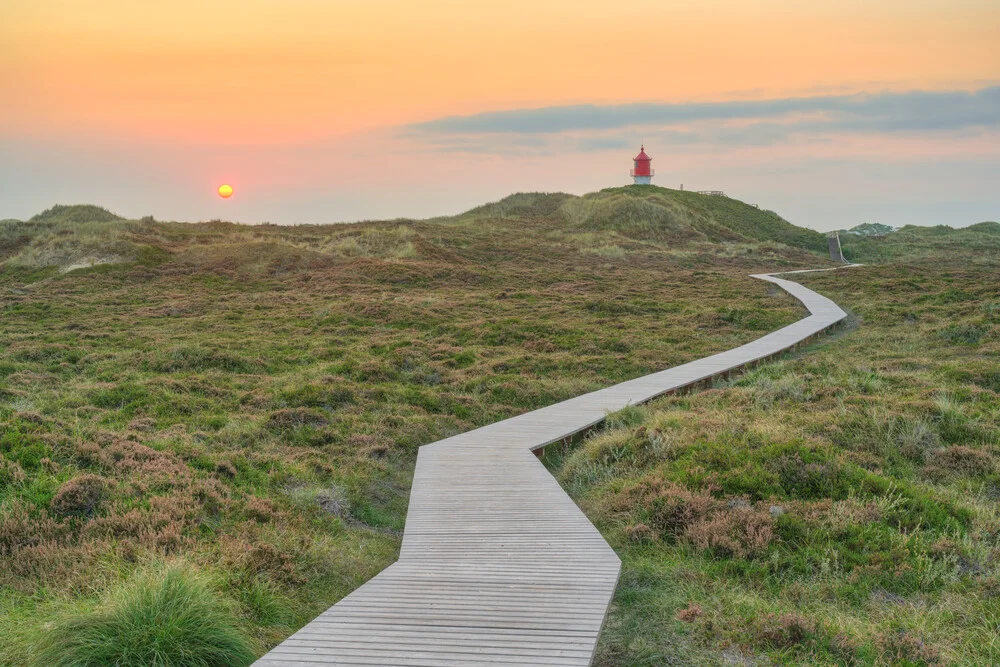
[632,176,652,185]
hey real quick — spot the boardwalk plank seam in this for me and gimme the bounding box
[255,268,851,666]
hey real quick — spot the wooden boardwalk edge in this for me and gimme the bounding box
[254,267,852,666]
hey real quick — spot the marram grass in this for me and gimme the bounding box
[32,564,256,667]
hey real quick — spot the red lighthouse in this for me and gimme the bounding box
[630,145,653,185]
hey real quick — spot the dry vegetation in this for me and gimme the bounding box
[0,187,828,664]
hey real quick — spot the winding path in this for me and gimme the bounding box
[255,269,849,666]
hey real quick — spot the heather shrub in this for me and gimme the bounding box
[684,504,775,558]
[610,477,775,558]
[214,459,237,478]
[0,500,69,558]
[32,565,256,667]
[624,523,655,543]
[770,453,843,499]
[0,456,26,488]
[222,536,301,585]
[49,474,107,517]
[922,445,995,480]
[265,408,329,431]
[876,629,942,665]
[676,603,704,623]
[752,613,819,649]
[245,497,280,523]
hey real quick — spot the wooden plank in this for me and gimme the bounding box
[253,269,851,666]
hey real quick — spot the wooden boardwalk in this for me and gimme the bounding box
[255,270,849,666]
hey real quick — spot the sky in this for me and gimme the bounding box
[2,0,998,230]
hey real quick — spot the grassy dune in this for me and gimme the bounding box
[841,221,1000,264]
[0,190,825,664]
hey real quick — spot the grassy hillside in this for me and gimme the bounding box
[0,197,827,664]
[840,221,1000,264]
[457,186,830,254]
[1,187,831,277]
[592,186,829,252]
[547,258,1000,666]
[29,204,124,224]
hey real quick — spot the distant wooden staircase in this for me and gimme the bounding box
[828,232,849,264]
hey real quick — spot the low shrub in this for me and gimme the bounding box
[676,603,704,622]
[245,497,280,523]
[752,612,818,649]
[50,474,107,517]
[876,629,942,666]
[624,523,656,543]
[610,477,776,558]
[922,445,995,479]
[0,456,26,488]
[265,408,329,431]
[684,503,775,559]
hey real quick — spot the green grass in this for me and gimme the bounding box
[546,259,1000,666]
[30,564,257,667]
[840,221,1000,264]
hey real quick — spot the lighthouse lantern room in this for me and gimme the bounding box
[630,145,653,185]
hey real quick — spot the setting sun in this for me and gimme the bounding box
[217,184,233,198]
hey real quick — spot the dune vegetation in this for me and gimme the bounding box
[1,187,826,664]
[0,187,995,665]
[546,241,999,665]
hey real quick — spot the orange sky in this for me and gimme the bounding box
[3,0,998,143]
[1,1,998,229]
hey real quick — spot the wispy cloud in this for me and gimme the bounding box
[404,86,1000,153]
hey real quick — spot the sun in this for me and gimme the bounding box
[217,184,233,198]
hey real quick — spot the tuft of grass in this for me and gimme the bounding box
[31,564,256,667]
[604,404,648,429]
